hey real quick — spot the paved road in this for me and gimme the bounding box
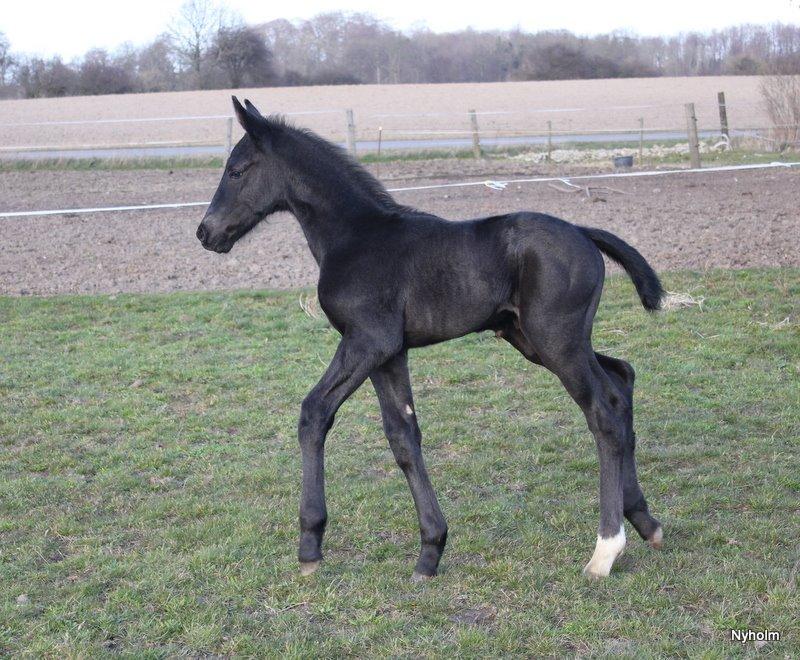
[2,129,729,160]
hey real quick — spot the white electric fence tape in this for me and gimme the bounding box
[0,162,797,219]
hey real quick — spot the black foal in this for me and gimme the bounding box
[196,97,664,580]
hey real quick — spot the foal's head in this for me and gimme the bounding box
[196,97,287,253]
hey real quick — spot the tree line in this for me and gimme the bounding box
[1,1,799,99]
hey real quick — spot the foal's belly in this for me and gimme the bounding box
[396,216,515,347]
[402,273,508,347]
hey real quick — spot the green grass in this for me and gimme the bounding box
[636,149,800,167]
[2,145,798,172]
[0,156,226,172]
[359,148,485,162]
[0,150,483,171]
[1,269,798,656]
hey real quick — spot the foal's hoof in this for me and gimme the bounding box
[411,571,434,583]
[583,527,626,579]
[647,526,663,550]
[583,568,605,580]
[299,561,321,576]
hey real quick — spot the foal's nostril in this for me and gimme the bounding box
[196,224,208,243]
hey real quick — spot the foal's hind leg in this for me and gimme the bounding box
[549,352,629,578]
[498,321,542,364]
[595,353,662,549]
[370,353,448,580]
[506,310,628,575]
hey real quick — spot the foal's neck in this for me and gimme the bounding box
[285,187,383,265]
[278,136,395,264]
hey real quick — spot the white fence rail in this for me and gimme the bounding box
[1,91,796,161]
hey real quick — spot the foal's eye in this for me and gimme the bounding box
[229,169,243,179]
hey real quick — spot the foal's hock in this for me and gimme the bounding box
[196,97,665,580]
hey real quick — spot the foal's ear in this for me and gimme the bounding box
[244,99,263,117]
[232,95,259,134]
[232,95,273,152]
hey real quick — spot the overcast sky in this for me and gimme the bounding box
[4,0,799,59]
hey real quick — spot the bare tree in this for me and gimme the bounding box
[168,0,228,83]
[760,74,800,149]
[78,49,136,95]
[210,25,275,88]
[14,56,78,97]
[5,14,800,98]
[138,36,178,92]
[0,31,12,85]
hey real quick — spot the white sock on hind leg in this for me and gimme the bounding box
[583,525,626,578]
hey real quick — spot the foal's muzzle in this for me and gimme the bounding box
[196,221,233,253]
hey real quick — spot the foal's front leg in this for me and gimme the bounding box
[297,335,395,575]
[370,353,448,580]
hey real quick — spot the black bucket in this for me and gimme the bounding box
[613,155,634,168]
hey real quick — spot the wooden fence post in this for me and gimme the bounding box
[717,91,729,139]
[345,109,357,157]
[547,120,553,162]
[684,102,701,169]
[469,110,482,158]
[376,126,383,178]
[638,117,644,164]
[225,117,233,157]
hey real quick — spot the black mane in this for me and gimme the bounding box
[266,114,411,214]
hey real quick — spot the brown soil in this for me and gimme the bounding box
[0,76,769,150]
[1,160,798,297]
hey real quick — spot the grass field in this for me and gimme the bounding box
[1,269,798,656]
[1,144,797,173]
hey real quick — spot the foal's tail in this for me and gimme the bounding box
[580,226,664,311]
